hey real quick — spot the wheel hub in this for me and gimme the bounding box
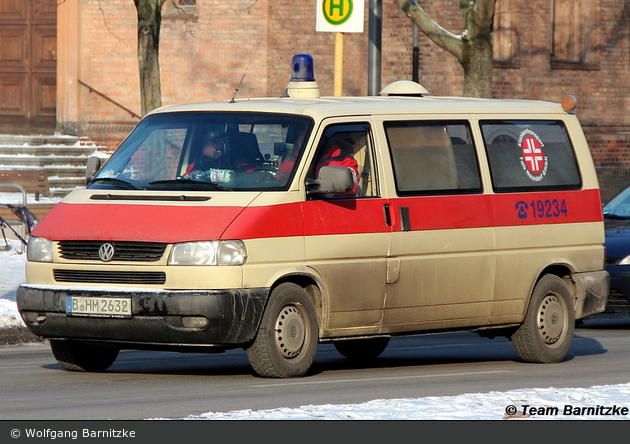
[537,294,565,344]
[275,304,305,359]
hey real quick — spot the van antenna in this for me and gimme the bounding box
[230,38,263,103]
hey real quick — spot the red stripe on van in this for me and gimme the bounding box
[389,189,602,232]
[32,189,602,243]
[31,202,246,243]
[490,189,603,226]
[302,198,391,236]
[389,195,493,231]
[222,203,304,239]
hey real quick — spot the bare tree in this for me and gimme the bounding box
[397,0,496,98]
[134,0,168,116]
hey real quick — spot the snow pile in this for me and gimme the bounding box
[0,191,61,205]
[162,383,630,420]
[0,238,27,328]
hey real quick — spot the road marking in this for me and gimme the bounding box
[249,370,512,388]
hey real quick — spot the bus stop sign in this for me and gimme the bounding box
[316,0,364,33]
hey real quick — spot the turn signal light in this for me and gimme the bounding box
[561,95,577,112]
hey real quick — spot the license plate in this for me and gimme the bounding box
[66,296,132,318]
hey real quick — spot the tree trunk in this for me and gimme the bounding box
[134,0,166,116]
[397,0,496,98]
[461,35,494,98]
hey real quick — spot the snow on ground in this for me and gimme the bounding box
[2,236,630,420]
[0,238,26,328]
[0,191,61,205]
[171,383,630,420]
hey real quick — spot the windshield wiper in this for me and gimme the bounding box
[149,178,229,191]
[89,177,141,190]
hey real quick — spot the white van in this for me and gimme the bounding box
[17,55,608,378]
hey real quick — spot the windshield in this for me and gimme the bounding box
[603,186,630,218]
[91,111,313,191]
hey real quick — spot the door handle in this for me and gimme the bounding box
[383,204,391,227]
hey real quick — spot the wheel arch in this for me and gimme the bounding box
[268,269,328,337]
[525,263,578,318]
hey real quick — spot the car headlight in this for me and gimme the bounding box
[619,255,630,266]
[27,237,53,262]
[168,240,247,266]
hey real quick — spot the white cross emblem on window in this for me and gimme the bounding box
[523,136,543,173]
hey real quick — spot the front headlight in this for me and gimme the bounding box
[168,240,247,266]
[27,237,53,262]
[619,255,630,266]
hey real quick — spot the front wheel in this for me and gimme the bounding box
[50,340,119,372]
[511,274,575,363]
[246,283,319,378]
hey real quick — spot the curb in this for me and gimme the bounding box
[0,327,47,347]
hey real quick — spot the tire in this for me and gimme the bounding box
[246,283,319,378]
[511,274,575,363]
[50,340,119,372]
[333,337,390,361]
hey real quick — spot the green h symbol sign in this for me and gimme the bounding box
[328,0,344,16]
[322,0,353,26]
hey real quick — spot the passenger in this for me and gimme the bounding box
[316,134,360,196]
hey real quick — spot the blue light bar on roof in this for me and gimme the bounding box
[290,54,315,82]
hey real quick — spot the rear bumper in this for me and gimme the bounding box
[573,270,610,319]
[16,285,269,348]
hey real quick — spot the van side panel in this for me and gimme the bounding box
[382,196,495,332]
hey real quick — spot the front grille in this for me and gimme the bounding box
[607,288,628,303]
[58,241,167,262]
[54,270,166,285]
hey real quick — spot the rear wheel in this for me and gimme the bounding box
[511,274,575,363]
[333,337,390,361]
[50,340,119,372]
[246,283,319,378]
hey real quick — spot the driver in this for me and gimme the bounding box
[185,132,227,176]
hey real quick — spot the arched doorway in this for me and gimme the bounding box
[0,0,57,134]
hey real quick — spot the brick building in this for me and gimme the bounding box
[2,0,630,183]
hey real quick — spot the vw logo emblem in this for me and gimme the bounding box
[98,243,115,262]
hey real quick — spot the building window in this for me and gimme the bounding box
[493,0,516,65]
[178,0,196,5]
[552,0,595,66]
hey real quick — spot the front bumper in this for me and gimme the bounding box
[16,285,269,348]
[573,270,610,319]
[606,265,630,310]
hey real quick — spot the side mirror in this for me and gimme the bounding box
[306,166,353,195]
[85,156,101,185]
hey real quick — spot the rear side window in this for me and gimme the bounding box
[480,120,581,192]
[384,121,482,195]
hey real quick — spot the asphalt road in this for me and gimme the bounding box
[1,314,629,420]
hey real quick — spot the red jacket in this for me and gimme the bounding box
[316,145,360,195]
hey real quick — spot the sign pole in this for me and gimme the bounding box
[317,0,363,96]
[334,32,344,96]
[368,0,381,96]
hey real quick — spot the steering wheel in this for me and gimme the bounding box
[252,165,289,180]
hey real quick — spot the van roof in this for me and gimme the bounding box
[149,95,568,120]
